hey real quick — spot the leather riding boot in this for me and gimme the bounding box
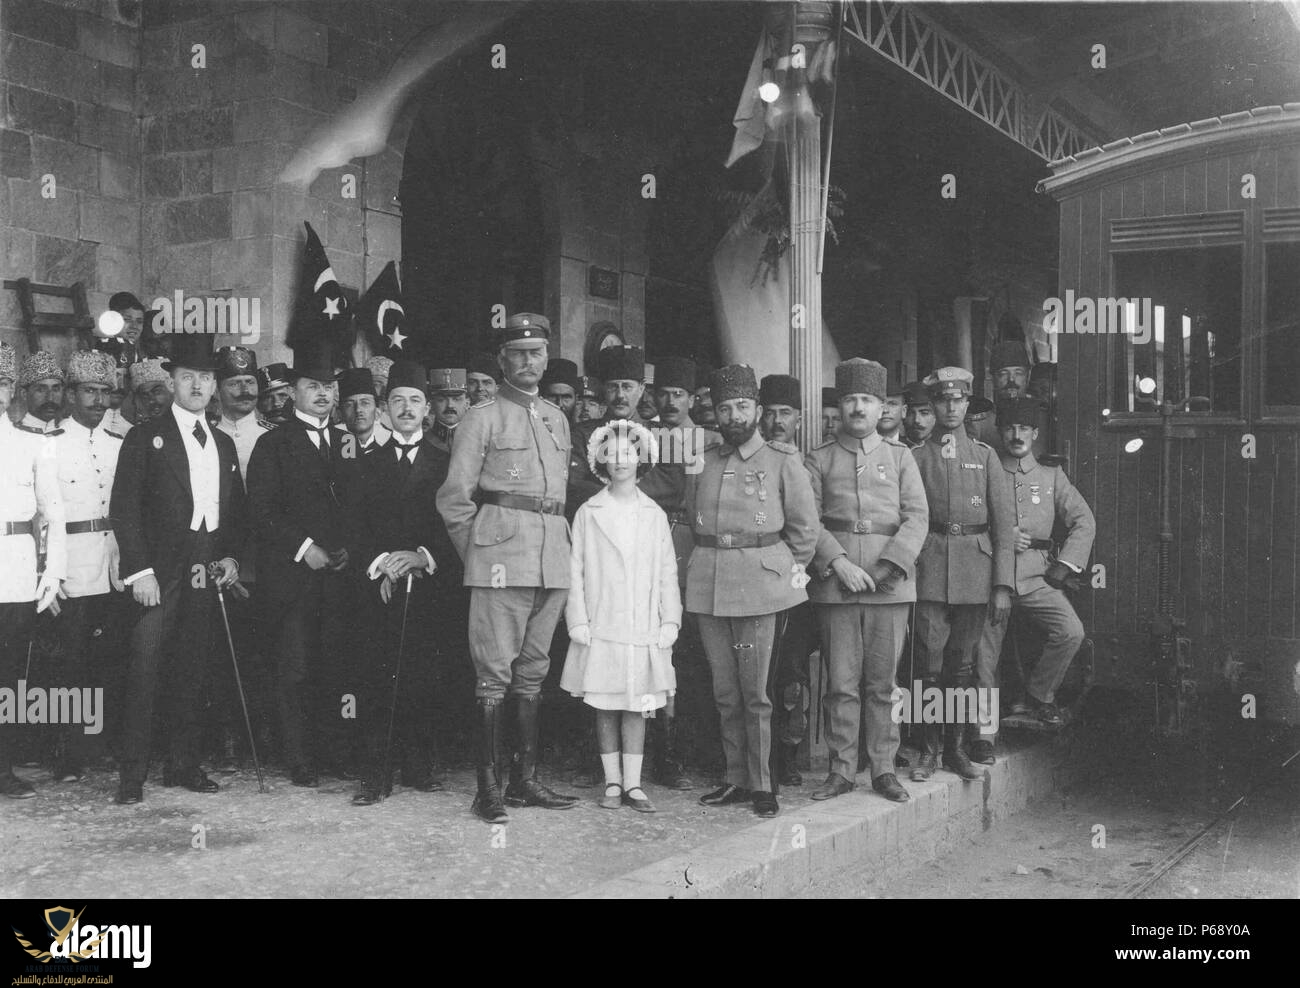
[471,699,509,824]
[966,721,995,765]
[778,743,802,786]
[942,722,984,781]
[655,713,694,789]
[910,722,940,781]
[504,695,577,809]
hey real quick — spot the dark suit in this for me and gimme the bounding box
[246,415,363,773]
[353,435,457,786]
[110,405,245,783]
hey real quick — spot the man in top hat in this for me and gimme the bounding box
[969,398,1094,754]
[46,349,126,780]
[541,358,579,421]
[756,373,817,787]
[687,364,819,818]
[821,386,841,443]
[109,334,244,803]
[466,352,500,407]
[878,382,906,442]
[256,362,294,427]
[18,350,65,434]
[128,358,173,427]
[437,312,577,823]
[351,360,459,805]
[339,366,389,454]
[574,375,604,425]
[902,380,935,448]
[247,340,362,787]
[427,366,468,454]
[0,341,66,798]
[907,367,1015,784]
[804,359,928,803]
[568,345,648,513]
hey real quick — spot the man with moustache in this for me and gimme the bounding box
[214,347,269,482]
[821,387,841,443]
[103,367,132,436]
[128,359,173,427]
[339,367,389,454]
[969,397,1094,755]
[877,384,906,442]
[17,351,65,434]
[691,377,717,430]
[0,342,66,799]
[427,367,469,454]
[908,367,1015,784]
[437,313,577,823]
[466,352,499,407]
[574,375,604,425]
[541,358,579,421]
[568,345,648,513]
[256,363,294,427]
[110,335,244,803]
[351,360,458,805]
[247,340,360,787]
[804,359,928,803]
[687,364,819,818]
[977,341,1045,455]
[902,380,935,448]
[757,373,816,787]
[47,350,125,781]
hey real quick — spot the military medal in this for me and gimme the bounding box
[153,436,163,449]
[508,463,521,480]
[755,511,767,525]
[696,512,704,528]
[971,494,983,507]
[877,463,887,479]
[1029,483,1041,505]
[756,470,767,502]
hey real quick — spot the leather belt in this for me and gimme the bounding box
[67,518,113,534]
[930,522,989,536]
[2,520,35,536]
[1027,538,1053,550]
[694,533,781,549]
[479,491,565,516]
[821,518,899,536]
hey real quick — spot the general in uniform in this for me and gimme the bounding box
[436,312,577,823]
[909,367,1015,783]
[972,397,1094,744]
[686,364,819,818]
[805,359,928,803]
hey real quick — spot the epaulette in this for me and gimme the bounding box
[972,438,995,451]
[540,396,562,411]
[104,430,125,440]
[18,423,61,436]
[473,398,496,409]
[765,439,798,454]
[813,437,836,449]
[882,435,906,447]
[703,437,723,451]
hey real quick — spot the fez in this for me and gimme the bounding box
[337,367,375,400]
[541,358,579,392]
[996,396,1044,430]
[387,360,428,396]
[821,386,839,409]
[66,349,117,388]
[902,380,932,408]
[709,364,758,405]
[654,356,696,392]
[214,345,258,381]
[596,344,644,383]
[835,358,887,400]
[468,351,499,379]
[759,373,802,409]
[990,340,1031,372]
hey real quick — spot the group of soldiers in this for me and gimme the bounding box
[0,297,1094,820]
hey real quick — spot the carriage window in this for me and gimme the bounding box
[1264,242,1300,410]
[1111,247,1242,415]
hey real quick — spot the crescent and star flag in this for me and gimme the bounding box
[356,261,411,360]
[288,221,351,359]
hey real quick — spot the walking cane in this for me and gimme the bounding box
[208,563,266,794]
[379,572,415,803]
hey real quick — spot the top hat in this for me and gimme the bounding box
[161,334,221,373]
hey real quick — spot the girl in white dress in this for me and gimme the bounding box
[561,421,681,812]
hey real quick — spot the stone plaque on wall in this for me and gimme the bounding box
[588,266,620,300]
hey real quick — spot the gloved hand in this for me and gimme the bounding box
[657,624,679,649]
[866,560,902,594]
[35,575,62,614]
[1045,560,1073,590]
[570,625,592,646]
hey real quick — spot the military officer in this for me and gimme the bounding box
[129,358,173,427]
[687,364,819,818]
[909,367,1015,784]
[971,397,1094,752]
[465,352,499,407]
[568,345,648,514]
[574,375,605,425]
[976,341,1045,456]
[214,347,270,481]
[541,358,579,421]
[757,372,816,787]
[821,386,841,443]
[804,359,928,803]
[427,366,468,454]
[902,380,935,447]
[691,374,717,430]
[256,362,294,427]
[436,312,577,823]
[18,350,65,433]
[339,367,390,453]
[47,350,124,780]
[0,342,66,798]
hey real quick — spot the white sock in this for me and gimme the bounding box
[622,753,643,792]
[600,753,621,788]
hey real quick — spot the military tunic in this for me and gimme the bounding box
[50,417,122,597]
[974,452,1096,711]
[804,431,928,782]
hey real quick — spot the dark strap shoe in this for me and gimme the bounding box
[752,790,780,817]
[1,770,36,799]
[163,768,219,793]
[699,784,751,806]
[114,780,143,805]
[504,777,578,809]
[810,772,854,800]
[872,772,910,802]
